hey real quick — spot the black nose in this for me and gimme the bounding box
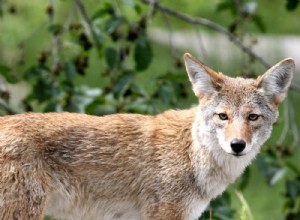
[230,139,246,154]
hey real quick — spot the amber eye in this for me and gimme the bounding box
[248,114,259,121]
[218,113,228,120]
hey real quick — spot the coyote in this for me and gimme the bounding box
[0,53,295,220]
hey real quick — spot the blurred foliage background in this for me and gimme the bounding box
[0,0,300,219]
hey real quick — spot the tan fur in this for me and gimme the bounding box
[0,54,295,220]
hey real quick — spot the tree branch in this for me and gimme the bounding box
[141,0,299,93]
[47,0,60,74]
[74,0,102,50]
[290,94,299,148]
[142,0,271,68]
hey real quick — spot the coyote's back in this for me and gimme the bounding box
[0,111,196,220]
[0,53,295,220]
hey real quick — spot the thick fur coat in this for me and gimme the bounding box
[0,53,295,220]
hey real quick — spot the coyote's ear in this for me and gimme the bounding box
[257,58,295,106]
[184,53,223,98]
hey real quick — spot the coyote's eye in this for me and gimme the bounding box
[248,114,259,121]
[218,113,228,120]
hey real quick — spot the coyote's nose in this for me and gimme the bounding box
[230,139,246,154]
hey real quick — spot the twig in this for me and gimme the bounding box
[74,0,102,50]
[277,97,289,146]
[160,7,178,62]
[235,190,254,220]
[141,0,299,93]
[47,0,60,74]
[289,93,299,148]
[63,2,76,34]
[141,0,271,68]
[194,26,208,62]
[144,0,156,24]
[74,0,91,32]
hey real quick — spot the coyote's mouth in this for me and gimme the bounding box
[231,153,244,157]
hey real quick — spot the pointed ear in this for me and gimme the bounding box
[256,58,295,106]
[183,53,223,98]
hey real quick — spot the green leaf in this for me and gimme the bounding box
[85,96,106,113]
[255,154,284,185]
[286,180,299,201]
[64,62,77,81]
[158,85,173,105]
[43,215,53,220]
[44,101,63,112]
[270,168,286,185]
[88,27,105,51]
[202,192,234,220]
[238,167,251,190]
[91,3,114,21]
[113,70,134,97]
[216,1,233,12]
[124,100,149,114]
[134,35,153,71]
[105,47,118,69]
[134,4,142,14]
[286,0,299,11]
[63,86,101,113]
[105,16,125,34]
[252,15,266,32]
[285,161,300,175]
[48,24,63,35]
[0,64,10,75]
[32,77,60,103]
[0,64,16,83]
[130,83,148,97]
[86,94,117,115]
[216,0,236,16]
[24,65,50,81]
[94,105,116,115]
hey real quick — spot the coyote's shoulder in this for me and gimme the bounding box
[0,53,295,220]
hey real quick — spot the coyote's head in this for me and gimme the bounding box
[184,53,295,159]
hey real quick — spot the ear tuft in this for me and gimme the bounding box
[183,53,223,98]
[257,58,295,105]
